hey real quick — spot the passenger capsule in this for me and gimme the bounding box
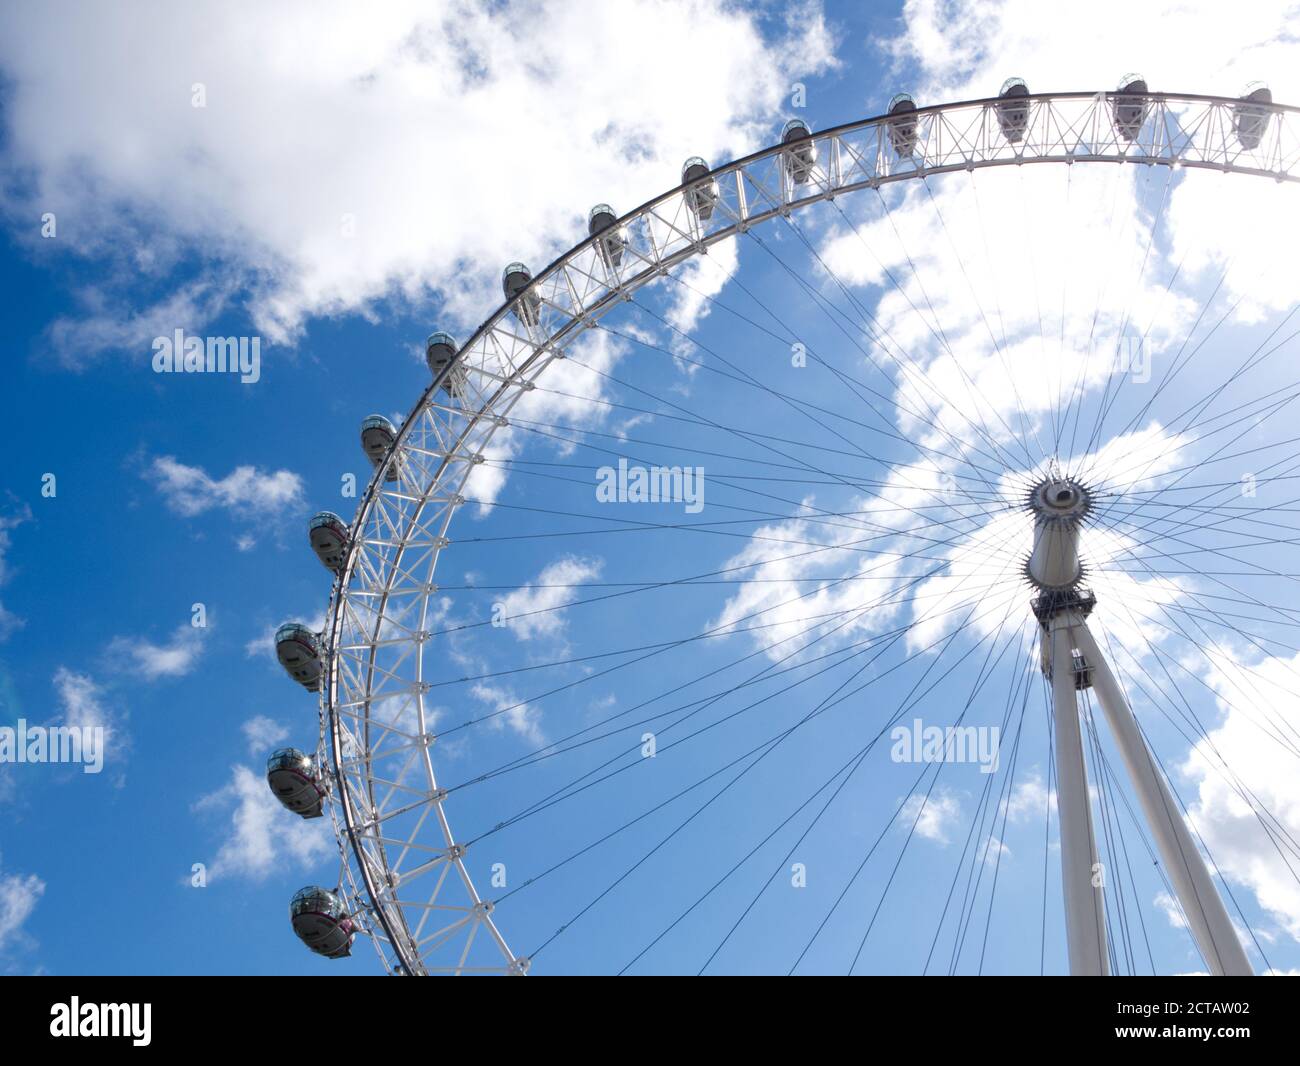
[308,511,348,572]
[360,414,399,483]
[502,262,541,327]
[425,331,468,399]
[266,747,326,818]
[1112,73,1149,142]
[275,622,322,691]
[1234,82,1272,151]
[887,93,919,158]
[682,156,718,221]
[290,886,356,958]
[995,77,1030,143]
[781,119,816,184]
[588,204,628,269]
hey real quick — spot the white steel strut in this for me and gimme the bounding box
[1028,478,1252,976]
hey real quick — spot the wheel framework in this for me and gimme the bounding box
[318,89,1299,975]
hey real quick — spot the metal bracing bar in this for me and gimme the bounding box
[1049,612,1110,975]
[1071,623,1253,976]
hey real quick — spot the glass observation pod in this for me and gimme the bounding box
[1112,73,1149,142]
[886,93,919,158]
[502,262,541,328]
[308,511,349,572]
[266,747,326,819]
[425,331,468,400]
[681,157,718,221]
[780,119,816,185]
[359,414,399,483]
[275,622,323,691]
[588,204,628,269]
[1234,82,1272,151]
[995,77,1030,143]
[289,886,356,958]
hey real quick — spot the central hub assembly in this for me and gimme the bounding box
[1026,477,1091,591]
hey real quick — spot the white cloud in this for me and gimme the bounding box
[981,834,1011,866]
[195,764,331,881]
[241,716,290,757]
[109,623,207,681]
[1003,772,1055,824]
[147,455,304,519]
[53,667,120,758]
[663,236,739,354]
[1166,175,1300,325]
[706,487,912,661]
[883,0,1300,107]
[0,858,44,954]
[469,681,544,745]
[0,506,31,641]
[899,788,962,844]
[820,163,1197,457]
[1155,889,1190,930]
[1181,644,1300,941]
[44,280,231,371]
[495,556,602,641]
[879,0,1300,347]
[245,624,279,661]
[0,0,837,362]
[0,603,17,645]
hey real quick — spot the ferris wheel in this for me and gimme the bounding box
[263,76,1300,975]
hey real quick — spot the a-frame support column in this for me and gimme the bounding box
[1048,612,1109,975]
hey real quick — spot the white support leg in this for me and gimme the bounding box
[1049,613,1110,976]
[1072,623,1253,976]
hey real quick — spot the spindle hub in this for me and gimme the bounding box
[1028,478,1091,523]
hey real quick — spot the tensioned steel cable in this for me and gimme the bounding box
[637,560,1034,975]
[632,246,1022,502]
[421,497,1024,743]
[829,594,1030,974]
[505,544,1031,961]
[478,544,1028,855]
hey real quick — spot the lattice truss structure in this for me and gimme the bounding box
[310,90,1297,975]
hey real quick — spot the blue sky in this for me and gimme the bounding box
[2,0,1300,976]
